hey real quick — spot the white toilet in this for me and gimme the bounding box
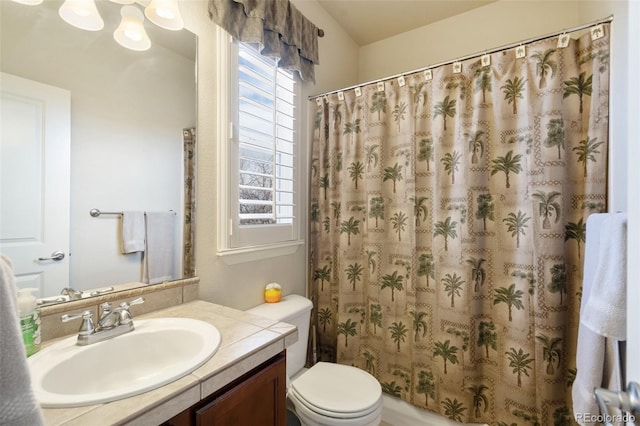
[247,294,383,426]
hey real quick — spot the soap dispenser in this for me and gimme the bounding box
[17,288,41,357]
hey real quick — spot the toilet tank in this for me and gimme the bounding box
[246,294,313,378]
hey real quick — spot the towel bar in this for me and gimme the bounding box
[90,209,121,217]
[89,209,175,217]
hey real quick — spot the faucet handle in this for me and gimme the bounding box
[117,297,144,325]
[119,297,144,310]
[61,310,94,336]
[61,310,93,322]
[60,287,83,300]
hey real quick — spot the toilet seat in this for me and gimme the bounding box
[289,390,383,426]
[289,387,381,419]
[288,362,382,425]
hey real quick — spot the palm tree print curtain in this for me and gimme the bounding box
[309,25,609,425]
[182,128,196,278]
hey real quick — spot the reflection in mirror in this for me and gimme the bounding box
[0,0,196,300]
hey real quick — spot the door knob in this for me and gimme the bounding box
[37,251,65,261]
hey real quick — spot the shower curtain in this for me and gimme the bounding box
[182,127,196,278]
[309,24,609,425]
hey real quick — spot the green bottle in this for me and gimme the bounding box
[17,288,41,357]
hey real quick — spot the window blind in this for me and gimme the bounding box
[237,43,296,225]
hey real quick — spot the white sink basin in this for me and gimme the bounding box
[28,318,221,407]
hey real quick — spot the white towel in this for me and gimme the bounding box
[581,212,627,339]
[0,255,44,426]
[573,213,626,425]
[121,211,145,254]
[143,212,176,285]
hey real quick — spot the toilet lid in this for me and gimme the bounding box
[290,362,382,415]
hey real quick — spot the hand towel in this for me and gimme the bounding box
[572,213,625,425]
[143,212,176,285]
[0,255,44,426]
[581,212,627,340]
[121,211,145,254]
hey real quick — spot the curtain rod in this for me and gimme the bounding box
[308,15,613,100]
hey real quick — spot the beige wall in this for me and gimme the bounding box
[358,1,581,82]
[182,0,358,310]
[294,0,361,95]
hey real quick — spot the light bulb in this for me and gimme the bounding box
[155,7,175,20]
[145,0,183,31]
[124,29,142,42]
[59,0,104,31]
[113,5,151,51]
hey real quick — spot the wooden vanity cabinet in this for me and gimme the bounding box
[162,351,287,426]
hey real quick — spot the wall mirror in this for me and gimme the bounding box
[0,0,197,301]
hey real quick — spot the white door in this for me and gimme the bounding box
[0,72,70,297]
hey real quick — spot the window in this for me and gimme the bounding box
[217,35,302,259]
[236,43,295,226]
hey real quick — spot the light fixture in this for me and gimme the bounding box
[144,0,183,31]
[10,0,44,5]
[25,0,184,52]
[58,0,104,31]
[113,5,151,51]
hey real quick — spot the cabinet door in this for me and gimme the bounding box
[195,354,286,426]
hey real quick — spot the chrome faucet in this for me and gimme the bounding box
[61,297,145,345]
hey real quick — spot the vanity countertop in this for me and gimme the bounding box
[39,300,297,426]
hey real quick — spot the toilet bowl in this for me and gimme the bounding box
[246,295,383,426]
[288,362,383,426]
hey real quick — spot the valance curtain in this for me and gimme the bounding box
[310,24,610,425]
[208,0,319,82]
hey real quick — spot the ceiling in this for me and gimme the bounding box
[316,0,497,46]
